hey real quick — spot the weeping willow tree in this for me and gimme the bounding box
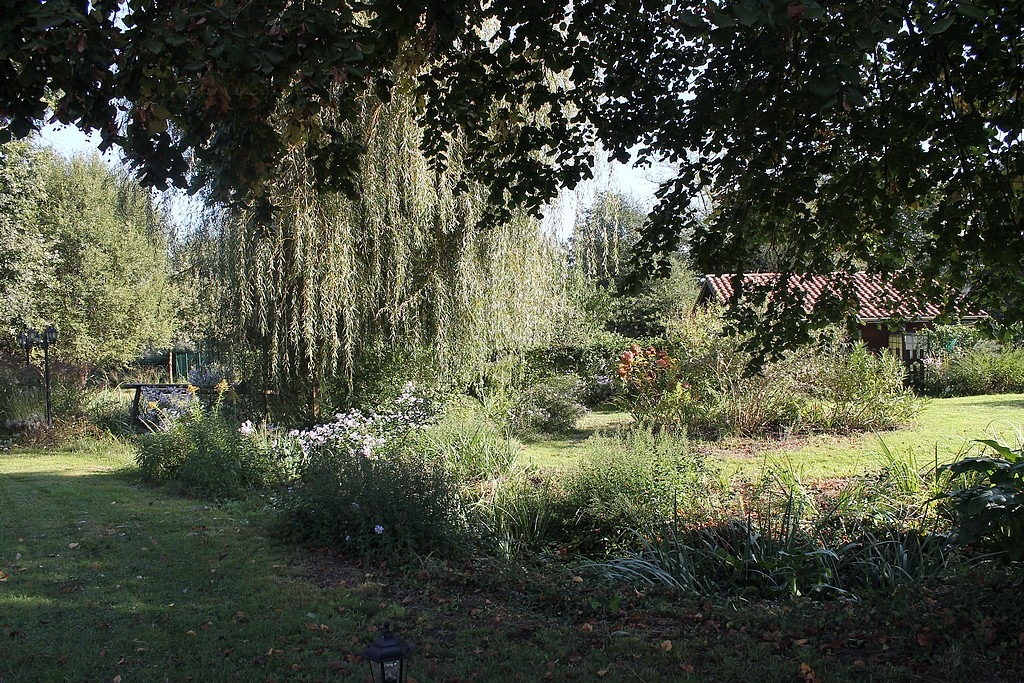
[219,80,571,416]
[571,190,646,284]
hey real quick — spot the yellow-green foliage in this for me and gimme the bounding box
[222,78,571,394]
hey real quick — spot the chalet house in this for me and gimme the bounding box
[696,273,987,363]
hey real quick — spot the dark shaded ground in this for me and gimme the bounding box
[301,546,1024,682]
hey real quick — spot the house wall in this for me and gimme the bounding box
[858,324,889,352]
[859,321,933,357]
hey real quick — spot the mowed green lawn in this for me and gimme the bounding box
[0,443,392,681]
[520,394,1024,479]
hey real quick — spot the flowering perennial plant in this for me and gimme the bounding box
[284,382,432,464]
[276,383,466,561]
[187,363,234,389]
[616,344,695,427]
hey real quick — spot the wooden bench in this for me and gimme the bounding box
[122,383,196,424]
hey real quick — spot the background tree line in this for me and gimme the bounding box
[0,140,177,374]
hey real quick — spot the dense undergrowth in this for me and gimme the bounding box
[122,381,1024,608]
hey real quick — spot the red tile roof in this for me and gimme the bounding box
[699,272,986,323]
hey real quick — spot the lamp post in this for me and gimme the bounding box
[42,326,58,428]
[361,623,415,683]
[16,326,58,428]
[16,328,37,367]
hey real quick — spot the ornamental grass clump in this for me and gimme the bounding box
[589,462,956,599]
[553,428,723,554]
[470,473,561,559]
[418,401,518,484]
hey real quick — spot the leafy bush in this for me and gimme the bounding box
[278,440,467,561]
[939,437,1024,559]
[274,384,468,561]
[919,336,1024,397]
[615,344,689,427]
[523,333,626,407]
[136,404,285,498]
[634,311,923,438]
[663,309,811,437]
[510,374,587,435]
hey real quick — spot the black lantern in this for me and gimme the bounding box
[16,330,30,365]
[360,623,415,683]
[16,326,58,428]
[16,328,39,366]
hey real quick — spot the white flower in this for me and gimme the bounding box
[374,525,385,535]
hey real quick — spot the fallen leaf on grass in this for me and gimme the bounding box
[799,662,822,683]
[581,623,593,633]
[0,571,10,582]
[69,543,80,549]
[660,640,673,651]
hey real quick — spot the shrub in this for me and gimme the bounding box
[136,404,285,498]
[510,374,587,435]
[278,440,467,562]
[920,339,1024,397]
[275,384,468,561]
[805,342,922,432]
[991,348,1024,392]
[645,312,923,438]
[615,343,689,427]
[523,333,626,407]
[663,309,812,437]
